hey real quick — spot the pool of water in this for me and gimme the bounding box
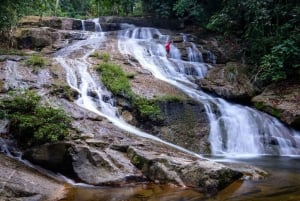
[59,156,300,201]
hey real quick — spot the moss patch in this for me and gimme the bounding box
[0,48,26,56]
[97,62,133,98]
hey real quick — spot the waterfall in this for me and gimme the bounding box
[118,27,300,156]
[93,18,102,32]
[81,20,86,31]
[54,32,204,159]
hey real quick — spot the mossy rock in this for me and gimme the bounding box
[50,84,79,101]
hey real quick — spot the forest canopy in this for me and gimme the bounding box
[0,0,299,83]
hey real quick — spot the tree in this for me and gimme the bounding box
[206,0,300,83]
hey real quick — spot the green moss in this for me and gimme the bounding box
[91,51,110,62]
[26,55,46,67]
[96,62,164,122]
[50,84,78,101]
[133,97,163,122]
[97,62,133,98]
[254,102,266,110]
[0,90,71,147]
[225,64,238,83]
[270,108,281,118]
[156,95,186,103]
[255,102,281,118]
[0,48,26,56]
[0,80,4,92]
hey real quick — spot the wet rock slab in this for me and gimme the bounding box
[252,82,300,130]
[0,153,66,201]
[24,140,243,194]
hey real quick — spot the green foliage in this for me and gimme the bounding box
[99,52,110,62]
[26,55,46,67]
[254,102,266,111]
[156,95,185,103]
[207,0,300,84]
[96,61,163,122]
[259,38,300,82]
[141,0,174,18]
[133,97,162,121]
[0,90,71,147]
[0,48,26,56]
[90,51,110,62]
[173,0,205,23]
[97,62,133,98]
[50,84,78,101]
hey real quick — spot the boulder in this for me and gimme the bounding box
[252,82,300,130]
[127,146,242,193]
[197,62,259,103]
[23,140,244,193]
[23,142,144,186]
[0,153,66,201]
[13,27,60,50]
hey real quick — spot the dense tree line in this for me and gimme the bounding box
[207,0,300,83]
[0,0,299,83]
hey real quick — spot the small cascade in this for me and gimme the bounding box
[93,18,102,32]
[81,20,86,31]
[118,27,300,156]
[187,43,203,62]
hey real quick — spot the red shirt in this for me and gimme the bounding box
[165,41,171,51]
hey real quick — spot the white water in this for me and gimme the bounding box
[93,18,102,32]
[81,20,86,31]
[54,32,204,159]
[117,26,300,156]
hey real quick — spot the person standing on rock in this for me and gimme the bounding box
[165,40,172,58]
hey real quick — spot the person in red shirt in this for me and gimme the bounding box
[165,40,172,58]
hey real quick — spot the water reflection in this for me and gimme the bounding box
[60,156,300,201]
[60,184,205,201]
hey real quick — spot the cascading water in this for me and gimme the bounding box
[93,18,102,32]
[117,26,300,156]
[81,20,86,31]
[54,31,203,158]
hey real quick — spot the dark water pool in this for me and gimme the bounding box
[59,156,300,201]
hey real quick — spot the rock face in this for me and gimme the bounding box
[154,100,210,153]
[0,153,66,201]
[197,62,259,103]
[23,140,242,193]
[252,82,300,129]
[13,27,60,50]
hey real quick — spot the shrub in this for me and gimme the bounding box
[90,51,110,62]
[97,62,133,98]
[100,52,110,62]
[0,90,71,147]
[133,97,163,122]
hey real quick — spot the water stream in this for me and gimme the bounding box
[54,31,204,159]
